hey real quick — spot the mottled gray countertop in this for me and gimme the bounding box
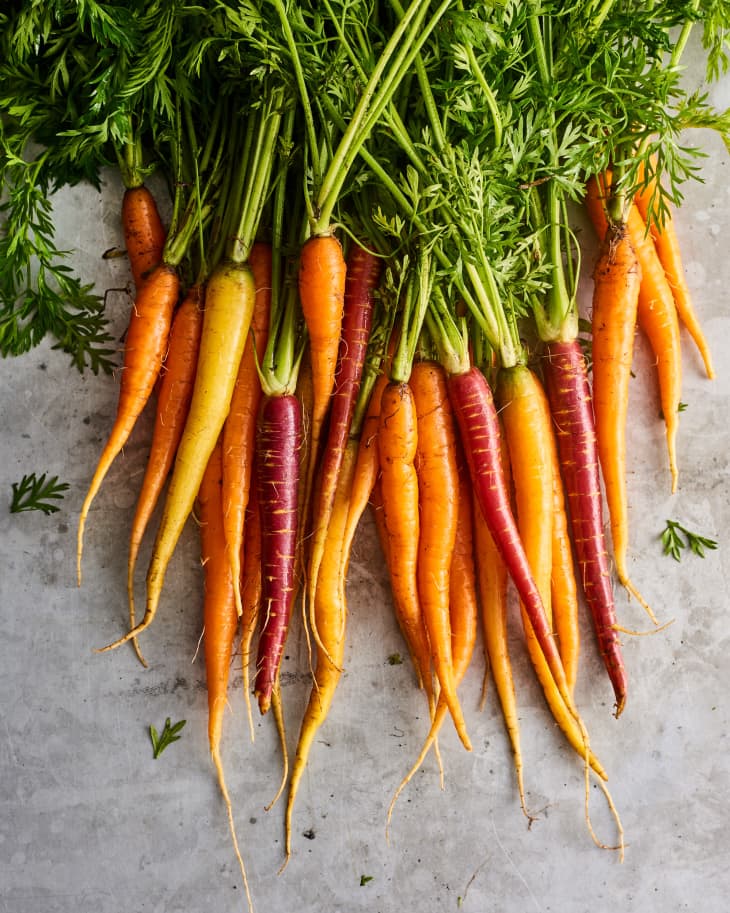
[2,44,729,913]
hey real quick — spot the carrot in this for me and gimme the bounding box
[473,483,531,814]
[497,364,554,631]
[305,242,379,654]
[543,339,629,715]
[97,260,257,652]
[625,203,682,492]
[590,211,655,623]
[446,366,574,713]
[222,241,272,616]
[586,175,682,492]
[240,468,262,742]
[126,284,204,665]
[635,163,715,379]
[284,436,357,861]
[77,261,180,584]
[377,380,432,699]
[386,451,479,827]
[411,361,471,751]
[548,424,581,696]
[197,435,253,913]
[121,184,166,290]
[253,392,303,714]
[298,233,347,502]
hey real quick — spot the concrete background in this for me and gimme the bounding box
[2,44,729,913]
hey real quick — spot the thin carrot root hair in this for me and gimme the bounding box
[211,745,255,913]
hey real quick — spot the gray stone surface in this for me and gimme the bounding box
[2,45,729,913]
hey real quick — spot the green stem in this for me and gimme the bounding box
[670,1,700,69]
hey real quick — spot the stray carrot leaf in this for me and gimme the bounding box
[360,875,373,886]
[10,472,69,514]
[150,717,186,759]
[661,520,718,562]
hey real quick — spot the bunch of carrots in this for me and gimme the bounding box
[3,1,730,910]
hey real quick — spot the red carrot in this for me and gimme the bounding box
[253,393,303,714]
[543,339,628,716]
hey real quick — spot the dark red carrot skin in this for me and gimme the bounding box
[253,393,303,713]
[447,367,570,702]
[543,339,627,716]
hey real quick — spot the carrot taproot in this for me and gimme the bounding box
[222,241,272,616]
[254,392,303,714]
[121,184,166,290]
[543,339,629,715]
[197,435,254,913]
[590,212,656,624]
[446,366,573,714]
[77,261,180,585]
[97,259,257,653]
[305,243,379,654]
[411,361,471,752]
[126,284,204,665]
[284,436,357,861]
[635,163,715,379]
[377,380,432,698]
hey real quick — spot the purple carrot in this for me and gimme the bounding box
[254,392,303,714]
[306,244,381,647]
[544,339,628,717]
[447,366,574,712]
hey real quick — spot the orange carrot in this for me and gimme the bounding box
[589,196,655,619]
[549,430,581,696]
[377,380,432,697]
[222,241,272,616]
[411,361,471,751]
[121,185,166,290]
[77,262,180,584]
[240,468,262,742]
[635,163,715,379]
[197,436,253,913]
[126,284,204,665]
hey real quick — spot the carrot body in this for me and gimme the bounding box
[590,217,653,621]
[548,429,580,696]
[122,185,166,289]
[626,204,682,492]
[285,438,357,858]
[197,435,253,911]
[240,469,263,741]
[586,177,682,491]
[254,393,303,713]
[78,262,180,584]
[377,380,431,695]
[544,339,628,715]
[306,244,379,648]
[126,284,204,661]
[446,366,572,710]
[298,233,347,469]
[222,242,272,615]
[97,260,256,652]
[473,487,530,810]
[635,167,714,379]
[411,361,470,751]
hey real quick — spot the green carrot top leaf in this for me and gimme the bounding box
[661,520,718,561]
[10,473,70,515]
[149,717,186,759]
